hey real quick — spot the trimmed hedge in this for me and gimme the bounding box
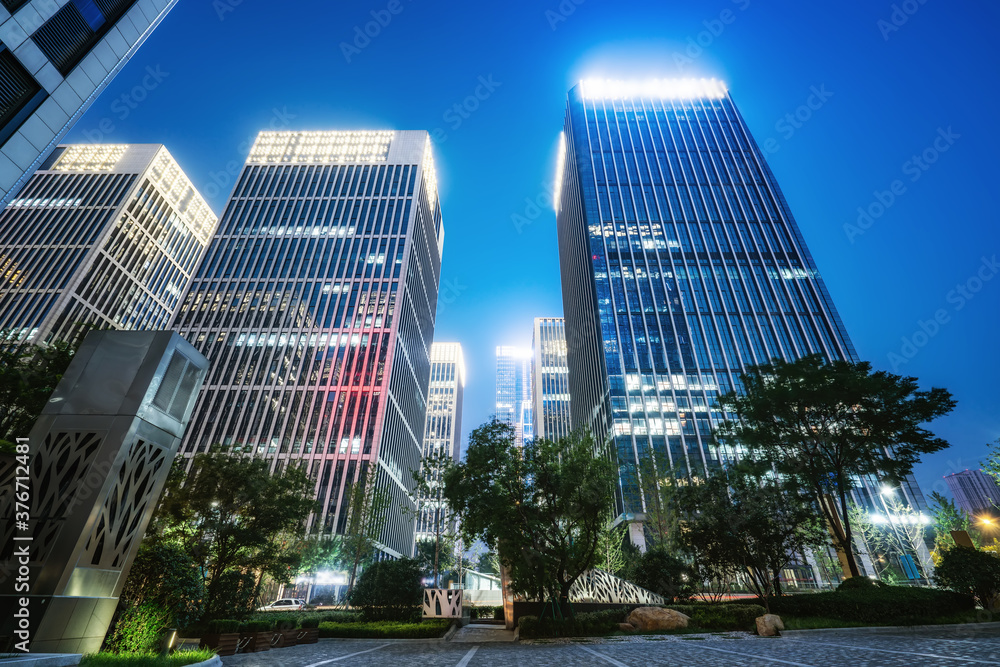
[837,576,887,591]
[317,619,451,639]
[517,609,623,639]
[206,619,241,634]
[316,610,362,624]
[733,587,975,625]
[665,604,765,631]
[239,619,272,633]
[468,605,503,620]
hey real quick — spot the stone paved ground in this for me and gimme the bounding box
[220,626,1000,666]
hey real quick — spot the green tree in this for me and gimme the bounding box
[982,440,1000,506]
[629,548,693,602]
[408,448,456,587]
[715,354,955,578]
[636,456,682,552]
[151,450,317,619]
[595,521,628,576]
[935,546,1000,611]
[348,558,423,621]
[0,340,75,442]
[340,462,390,593]
[929,492,982,562]
[443,421,615,608]
[678,464,827,611]
[116,538,205,630]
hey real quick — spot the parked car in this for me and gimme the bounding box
[258,598,306,611]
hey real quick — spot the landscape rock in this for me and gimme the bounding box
[626,607,690,631]
[617,622,636,633]
[756,613,784,637]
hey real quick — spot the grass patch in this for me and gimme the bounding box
[80,649,216,666]
[318,619,451,639]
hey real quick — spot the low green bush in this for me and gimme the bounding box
[105,603,170,653]
[349,559,423,621]
[205,619,240,634]
[517,609,624,639]
[837,576,886,591]
[468,605,503,620]
[664,603,765,631]
[317,619,450,639]
[80,649,216,666]
[238,620,272,633]
[733,587,975,625]
[316,610,362,623]
[936,547,1000,610]
[299,617,320,629]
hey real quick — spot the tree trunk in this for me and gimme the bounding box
[820,492,861,579]
[837,481,862,578]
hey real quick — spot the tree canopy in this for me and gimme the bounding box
[0,340,75,443]
[715,354,954,578]
[443,420,616,604]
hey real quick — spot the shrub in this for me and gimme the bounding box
[665,603,765,631]
[936,547,1000,610]
[468,605,503,620]
[630,549,695,601]
[318,619,450,639]
[517,609,624,638]
[837,576,886,591]
[348,558,423,621]
[105,603,170,653]
[117,540,205,630]
[317,610,361,623]
[239,620,272,633]
[732,587,975,624]
[206,619,241,634]
[299,617,320,629]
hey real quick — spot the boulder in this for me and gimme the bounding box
[618,622,637,633]
[755,614,784,637]
[626,607,690,631]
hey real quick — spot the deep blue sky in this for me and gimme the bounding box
[67,0,999,500]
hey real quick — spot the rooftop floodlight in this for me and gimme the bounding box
[579,78,728,99]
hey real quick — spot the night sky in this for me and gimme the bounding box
[66,0,999,500]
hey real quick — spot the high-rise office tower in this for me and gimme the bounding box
[944,469,1000,516]
[531,317,571,441]
[173,130,444,559]
[414,341,464,545]
[554,79,926,533]
[0,0,178,207]
[495,345,532,447]
[0,143,215,344]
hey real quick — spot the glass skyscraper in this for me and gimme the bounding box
[531,317,571,442]
[555,79,924,533]
[0,0,178,208]
[415,341,464,545]
[172,130,443,559]
[0,143,215,344]
[495,345,532,447]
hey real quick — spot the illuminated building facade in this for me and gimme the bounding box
[531,317,571,441]
[944,469,1000,516]
[0,143,215,343]
[555,79,929,544]
[0,0,178,208]
[495,345,532,447]
[414,342,464,545]
[172,130,444,559]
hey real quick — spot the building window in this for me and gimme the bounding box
[32,0,138,77]
[0,1,31,12]
[0,48,44,147]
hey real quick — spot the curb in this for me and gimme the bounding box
[0,656,83,667]
[782,621,1000,637]
[187,657,222,667]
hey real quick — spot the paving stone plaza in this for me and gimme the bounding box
[219,625,1000,666]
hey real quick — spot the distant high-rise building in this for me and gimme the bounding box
[496,345,532,447]
[944,469,1000,516]
[532,317,571,441]
[414,342,464,545]
[554,78,927,538]
[172,130,444,559]
[0,143,215,344]
[0,0,178,207]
